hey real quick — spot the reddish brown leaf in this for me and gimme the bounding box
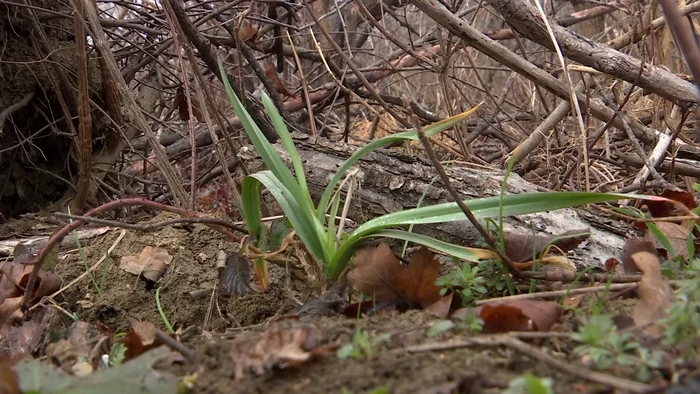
[604,257,623,274]
[264,61,294,98]
[175,86,189,121]
[503,230,590,263]
[347,243,441,308]
[630,249,673,337]
[475,300,561,333]
[122,330,146,361]
[238,18,258,42]
[646,189,698,217]
[122,320,161,361]
[174,86,202,122]
[0,360,20,394]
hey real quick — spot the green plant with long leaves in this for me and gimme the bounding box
[220,60,647,283]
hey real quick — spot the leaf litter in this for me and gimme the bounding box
[1,204,697,393]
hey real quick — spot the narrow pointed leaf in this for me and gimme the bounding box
[244,171,330,263]
[260,90,315,213]
[219,61,304,203]
[317,105,481,222]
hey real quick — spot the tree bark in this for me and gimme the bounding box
[487,0,699,106]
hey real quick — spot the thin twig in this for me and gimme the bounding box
[475,283,638,305]
[154,330,194,359]
[413,116,520,278]
[50,212,248,233]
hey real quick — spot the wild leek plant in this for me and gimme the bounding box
[219,60,641,285]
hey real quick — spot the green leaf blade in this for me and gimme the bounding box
[316,107,481,222]
[248,172,330,264]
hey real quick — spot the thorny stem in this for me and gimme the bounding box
[21,198,243,311]
[413,117,521,278]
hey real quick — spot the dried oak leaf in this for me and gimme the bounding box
[1,252,61,326]
[347,243,441,308]
[621,238,657,274]
[122,320,158,361]
[119,246,172,282]
[503,229,590,263]
[475,300,561,333]
[627,244,673,338]
[643,222,691,259]
[230,324,323,379]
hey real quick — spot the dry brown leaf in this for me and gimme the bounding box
[1,318,46,357]
[503,229,590,263]
[264,61,295,98]
[131,320,156,347]
[537,255,576,272]
[230,324,323,379]
[221,253,251,296]
[643,222,690,259]
[1,252,61,325]
[123,320,160,361]
[0,297,23,328]
[621,238,657,273]
[604,257,625,275]
[0,355,21,394]
[475,300,561,333]
[237,18,258,42]
[119,246,172,282]
[174,86,202,122]
[424,293,459,319]
[347,243,441,308]
[45,321,103,374]
[629,248,674,338]
[645,189,697,218]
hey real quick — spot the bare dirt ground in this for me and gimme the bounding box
[1,210,673,394]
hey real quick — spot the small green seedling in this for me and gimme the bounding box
[504,373,553,394]
[155,287,174,334]
[436,263,488,305]
[428,320,455,337]
[573,314,664,381]
[109,342,126,368]
[337,330,391,360]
